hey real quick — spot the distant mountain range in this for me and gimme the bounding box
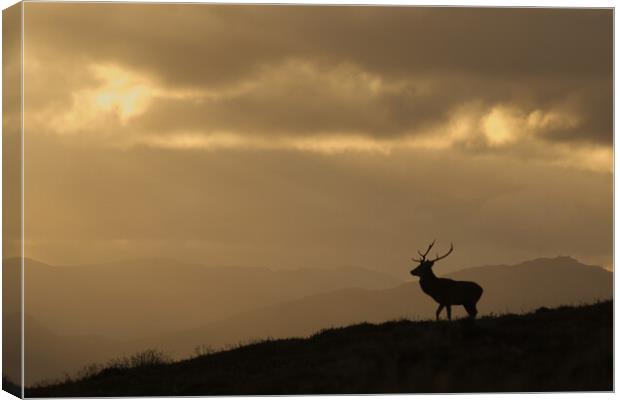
[8,257,402,338]
[2,256,612,385]
[147,256,612,356]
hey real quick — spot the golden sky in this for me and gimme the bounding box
[8,4,613,272]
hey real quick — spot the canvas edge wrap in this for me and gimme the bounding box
[2,2,23,397]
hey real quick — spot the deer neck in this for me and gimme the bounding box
[418,270,438,290]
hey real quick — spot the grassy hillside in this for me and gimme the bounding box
[25,301,612,396]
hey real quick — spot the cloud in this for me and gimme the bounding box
[130,60,455,138]
[17,4,612,269]
[23,60,610,173]
[25,5,611,85]
[23,4,611,147]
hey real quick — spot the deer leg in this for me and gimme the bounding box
[446,305,452,321]
[435,304,444,321]
[465,303,478,319]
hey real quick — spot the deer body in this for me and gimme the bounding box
[410,241,483,321]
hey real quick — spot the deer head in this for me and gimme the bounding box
[410,240,454,277]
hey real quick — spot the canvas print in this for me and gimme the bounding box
[2,2,613,397]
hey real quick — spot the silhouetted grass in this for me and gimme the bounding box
[26,301,612,396]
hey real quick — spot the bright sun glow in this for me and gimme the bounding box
[41,63,158,134]
[91,64,153,121]
[482,106,518,146]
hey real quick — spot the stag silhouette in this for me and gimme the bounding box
[410,241,483,321]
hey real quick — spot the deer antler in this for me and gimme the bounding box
[429,242,454,262]
[411,240,436,262]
